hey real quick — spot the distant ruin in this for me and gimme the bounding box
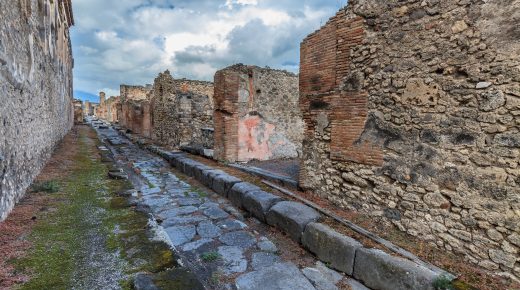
[299,0,520,279]
[0,0,75,220]
[214,65,303,162]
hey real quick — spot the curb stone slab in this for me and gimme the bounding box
[242,190,283,222]
[228,182,263,209]
[211,174,242,197]
[353,248,438,290]
[266,201,320,242]
[302,222,362,275]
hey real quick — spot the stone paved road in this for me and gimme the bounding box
[95,124,367,290]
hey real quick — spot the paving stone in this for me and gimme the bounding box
[257,237,278,253]
[134,273,159,290]
[346,279,370,290]
[199,201,220,210]
[302,223,361,275]
[211,174,242,197]
[219,231,257,249]
[235,262,316,290]
[197,221,222,238]
[266,201,320,242]
[157,206,199,220]
[218,246,248,275]
[164,225,196,246]
[216,219,248,231]
[141,197,172,212]
[302,267,338,290]
[228,182,263,208]
[162,216,208,227]
[141,187,162,196]
[203,207,229,220]
[178,198,205,206]
[314,261,343,284]
[182,238,214,252]
[251,252,282,270]
[242,190,283,222]
[353,248,438,290]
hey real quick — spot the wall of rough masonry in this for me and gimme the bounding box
[73,100,84,123]
[151,71,214,149]
[299,0,520,279]
[0,0,74,221]
[214,64,303,162]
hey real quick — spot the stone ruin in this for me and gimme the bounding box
[150,71,214,149]
[213,64,304,162]
[119,85,154,138]
[299,0,520,279]
[0,0,74,221]
[73,99,84,124]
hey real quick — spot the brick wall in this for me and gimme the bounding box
[299,1,520,279]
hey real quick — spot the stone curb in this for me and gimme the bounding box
[119,131,445,290]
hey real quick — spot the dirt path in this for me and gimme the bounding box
[0,126,201,290]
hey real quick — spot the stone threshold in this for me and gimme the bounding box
[118,129,451,290]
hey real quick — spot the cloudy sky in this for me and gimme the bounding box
[71,0,345,100]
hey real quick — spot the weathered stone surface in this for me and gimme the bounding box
[181,238,214,252]
[217,219,248,231]
[302,223,361,275]
[0,0,74,221]
[266,201,320,242]
[197,221,222,238]
[228,182,263,208]
[219,231,257,249]
[134,273,159,290]
[251,252,282,270]
[235,262,316,290]
[203,206,229,220]
[302,267,338,290]
[353,248,438,290]
[162,216,207,227]
[257,237,278,253]
[218,246,248,275]
[211,174,242,197]
[157,206,198,220]
[200,169,226,188]
[164,225,196,246]
[242,191,283,222]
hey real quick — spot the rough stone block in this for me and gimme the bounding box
[301,222,361,275]
[211,174,242,197]
[193,164,213,181]
[228,182,263,208]
[353,248,438,290]
[181,159,205,177]
[242,191,283,222]
[199,169,226,187]
[266,201,320,242]
[235,262,315,290]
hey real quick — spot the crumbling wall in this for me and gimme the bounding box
[299,0,520,279]
[214,64,303,162]
[0,0,74,220]
[73,100,84,123]
[120,84,152,101]
[151,71,214,149]
[120,100,152,138]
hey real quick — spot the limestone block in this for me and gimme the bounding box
[242,191,283,222]
[302,222,362,275]
[266,201,320,242]
[353,248,438,290]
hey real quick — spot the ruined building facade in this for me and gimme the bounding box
[214,65,303,162]
[299,0,520,278]
[0,0,74,220]
[119,85,153,138]
[152,71,214,149]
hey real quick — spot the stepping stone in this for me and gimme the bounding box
[197,221,222,238]
[302,267,338,290]
[165,225,196,246]
[218,246,248,275]
[157,206,199,220]
[257,237,278,253]
[235,262,316,290]
[217,219,248,231]
[203,207,229,220]
[251,252,281,270]
[182,238,214,252]
[219,231,256,249]
[162,216,208,227]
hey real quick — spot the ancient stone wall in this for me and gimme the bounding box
[214,64,303,162]
[120,84,152,101]
[73,99,84,123]
[151,71,214,149]
[299,0,520,279]
[0,0,74,221]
